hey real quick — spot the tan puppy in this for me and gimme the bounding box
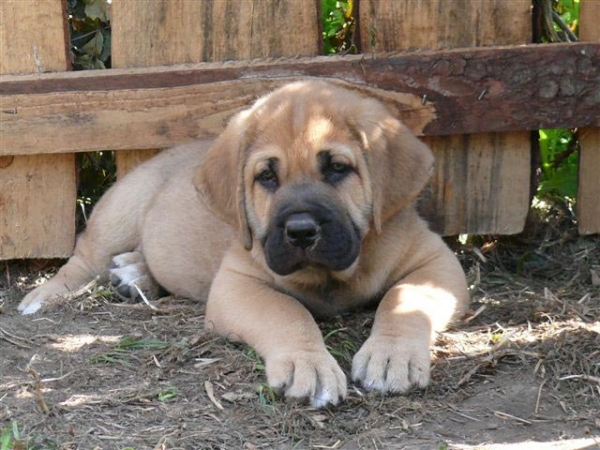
[18,80,469,407]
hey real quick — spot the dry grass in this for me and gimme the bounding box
[1,208,599,449]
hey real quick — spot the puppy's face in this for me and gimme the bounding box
[195,80,434,281]
[244,100,371,276]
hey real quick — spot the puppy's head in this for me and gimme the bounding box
[194,80,433,279]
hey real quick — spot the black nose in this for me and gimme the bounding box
[285,213,320,249]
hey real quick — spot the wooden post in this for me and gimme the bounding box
[360,0,532,235]
[110,0,319,177]
[0,0,76,259]
[578,0,600,234]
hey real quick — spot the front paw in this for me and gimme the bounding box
[266,349,347,408]
[351,334,430,393]
[18,278,70,315]
[18,287,50,315]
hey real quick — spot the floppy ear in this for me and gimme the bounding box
[354,100,434,233]
[193,111,254,250]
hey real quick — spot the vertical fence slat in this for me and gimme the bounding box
[111,0,319,176]
[359,0,532,236]
[578,0,600,235]
[0,0,76,259]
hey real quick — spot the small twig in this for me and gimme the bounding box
[0,327,31,349]
[204,381,224,410]
[71,29,99,42]
[110,302,196,315]
[535,378,547,415]
[494,410,532,425]
[448,406,482,422]
[464,304,487,324]
[457,364,481,387]
[28,368,50,414]
[552,10,578,42]
[544,287,590,323]
[194,358,222,369]
[536,0,561,42]
[457,328,516,359]
[60,277,100,302]
[470,246,488,263]
[4,261,10,286]
[133,283,158,310]
[79,201,88,223]
[40,371,74,383]
[559,374,600,384]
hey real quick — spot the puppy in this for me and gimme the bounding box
[18,80,469,407]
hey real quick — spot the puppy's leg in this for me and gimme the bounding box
[109,251,162,301]
[18,191,143,314]
[352,245,469,393]
[206,253,347,408]
[18,228,112,314]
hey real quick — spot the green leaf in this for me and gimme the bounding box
[81,30,104,57]
[157,387,178,402]
[99,29,111,62]
[84,0,110,23]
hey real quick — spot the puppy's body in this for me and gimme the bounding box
[140,146,233,299]
[19,144,231,310]
[19,81,469,408]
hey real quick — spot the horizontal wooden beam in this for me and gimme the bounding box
[1,42,599,156]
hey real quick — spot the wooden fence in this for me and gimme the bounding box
[1,0,599,260]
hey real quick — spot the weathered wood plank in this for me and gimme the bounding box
[0,0,76,260]
[2,43,598,157]
[0,1,69,75]
[423,133,533,235]
[110,0,319,176]
[112,0,319,65]
[360,0,533,235]
[110,1,200,176]
[578,0,600,235]
[360,0,531,52]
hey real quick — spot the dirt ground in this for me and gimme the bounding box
[1,216,599,450]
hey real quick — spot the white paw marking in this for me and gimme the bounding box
[18,300,42,315]
[110,264,145,286]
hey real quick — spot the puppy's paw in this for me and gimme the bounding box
[351,334,430,394]
[18,287,51,315]
[109,252,161,301]
[266,349,347,408]
[18,278,71,315]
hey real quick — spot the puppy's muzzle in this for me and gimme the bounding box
[285,213,320,249]
[262,183,362,276]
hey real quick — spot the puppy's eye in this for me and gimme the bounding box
[256,168,278,191]
[323,162,352,184]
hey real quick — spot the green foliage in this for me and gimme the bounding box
[157,387,178,402]
[256,383,278,406]
[323,326,356,367]
[0,422,19,450]
[536,0,580,204]
[538,129,579,200]
[90,336,168,367]
[322,0,356,54]
[245,347,266,372]
[555,0,580,37]
[114,335,169,350]
[0,423,59,450]
[68,0,116,222]
[68,0,111,70]
[77,151,116,209]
